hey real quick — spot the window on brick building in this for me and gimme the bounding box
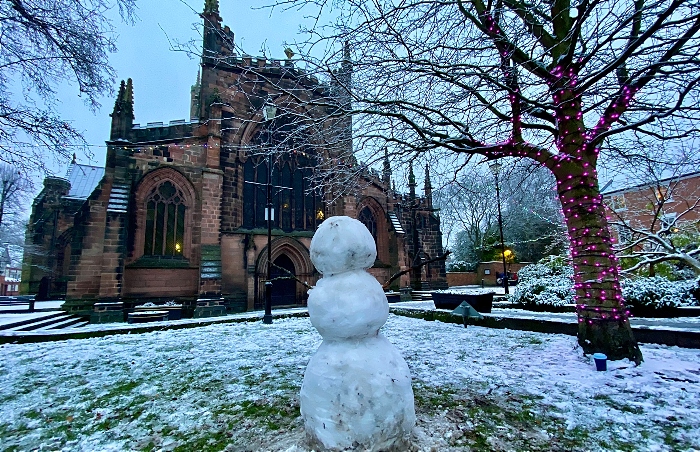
[609,194,627,211]
[615,225,632,244]
[144,181,187,256]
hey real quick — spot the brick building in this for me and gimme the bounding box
[21,1,446,315]
[602,171,700,243]
[1,245,20,296]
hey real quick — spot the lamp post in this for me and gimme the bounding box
[489,161,509,295]
[262,102,277,324]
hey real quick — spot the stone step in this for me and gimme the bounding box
[11,313,86,332]
[43,316,88,330]
[0,312,66,331]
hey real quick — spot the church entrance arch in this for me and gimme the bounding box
[255,236,314,309]
[270,254,296,307]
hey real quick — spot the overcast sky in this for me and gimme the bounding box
[53,0,317,175]
[43,0,668,195]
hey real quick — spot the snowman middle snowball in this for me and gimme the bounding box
[301,216,416,451]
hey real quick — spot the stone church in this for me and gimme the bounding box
[22,1,446,315]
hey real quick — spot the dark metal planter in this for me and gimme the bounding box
[431,292,495,313]
[385,293,401,303]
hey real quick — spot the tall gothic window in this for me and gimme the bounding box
[358,207,377,242]
[281,163,292,231]
[144,181,187,256]
[243,159,255,229]
[242,155,322,231]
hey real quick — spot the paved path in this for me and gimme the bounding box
[392,301,700,333]
[0,298,697,346]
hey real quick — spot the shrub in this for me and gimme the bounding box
[511,256,700,310]
[621,276,699,310]
[446,260,477,272]
[510,256,575,307]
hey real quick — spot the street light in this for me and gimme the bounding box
[263,102,277,324]
[489,161,509,295]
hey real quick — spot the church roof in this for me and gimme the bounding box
[64,163,105,199]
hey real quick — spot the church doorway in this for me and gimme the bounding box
[270,254,297,306]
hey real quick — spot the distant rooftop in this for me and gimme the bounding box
[64,163,105,199]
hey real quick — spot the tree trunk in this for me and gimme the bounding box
[556,168,643,364]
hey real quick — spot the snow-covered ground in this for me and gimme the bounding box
[1,315,699,451]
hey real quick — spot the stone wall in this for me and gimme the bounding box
[123,268,199,297]
[446,272,480,287]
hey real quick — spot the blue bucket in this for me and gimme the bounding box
[593,353,607,371]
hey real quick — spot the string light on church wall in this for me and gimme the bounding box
[109,143,314,159]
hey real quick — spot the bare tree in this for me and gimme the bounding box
[608,170,700,276]
[256,0,700,362]
[434,165,498,263]
[0,0,136,174]
[501,164,568,263]
[436,162,565,265]
[0,164,29,228]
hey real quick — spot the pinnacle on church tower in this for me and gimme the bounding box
[424,163,433,208]
[203,0,219,15]
[342,41,351,69]
[382,149,391,187]
[202,0,223,62]
[112,80,125,115]
[110,78,134,140]
[125,78,134,112]
[408,162,416,201]
[190,69,201,119]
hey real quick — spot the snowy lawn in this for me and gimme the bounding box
[1,315,699,451]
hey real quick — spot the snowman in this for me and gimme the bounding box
[300,216,415,451]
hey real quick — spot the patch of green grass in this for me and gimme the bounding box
[240,397,300,421]
[413,384,462,410]
[414,384,604,450]
[619,404,644,414]
[659,420,695,450]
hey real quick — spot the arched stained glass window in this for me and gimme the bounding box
[144,181,187,256]
[293,168,304,229]
[281,163,292,231]
[256,161,268,228]
[303,168,314,229]
[243,159,255,228]
[241,148,323,231]
[358,207,377,242]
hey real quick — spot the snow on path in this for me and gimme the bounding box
[0,315,698,451]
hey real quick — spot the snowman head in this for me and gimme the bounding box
[310,216,377,276]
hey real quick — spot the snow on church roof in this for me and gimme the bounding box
[64,163,105,199]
